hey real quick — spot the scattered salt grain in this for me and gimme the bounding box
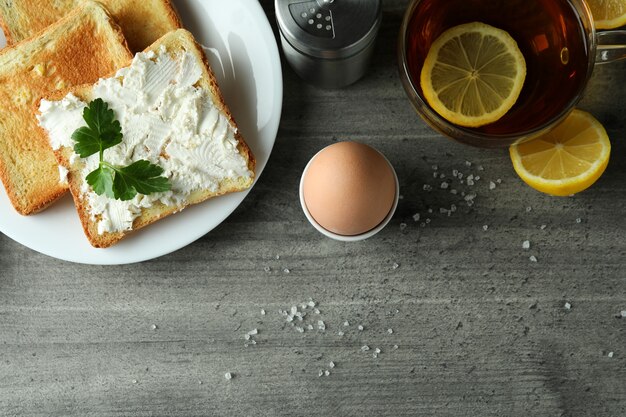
[412,213,421,222]
[450,189,458,195]
[375,348,381,354]
[387,328,393,334]
[392,263,400,270]
[308,300,316,308]
[540,225,547,230]
[483,225,489,231]
[576,218,582,224]
[496,179,502,184]
[314,308,321,314]
[440,182,449,189]
[393,345,399,350]
[489,181,496,190]
[465,161,472,167]
[529,255,538,263]
[432,165,438,171]
[283,268,290,274]
[329,361,335,368]
[264,266,271,273]
[621,311,626,318]
[526,206,532,212]
[151,324,157,330]
[132,379,137,384]
[261,309,266,315]
[361,345,370,352]
[344,321,350,326]
[423,184,433,192]
[296,327,304,333]
[478,165,484,171]
[224,373,233,380]
[338,331,344,336]
[275,255,280,260]
[400,223,407,231]
[433,172,439,179]
[318,370,323,377]
[318,320,326,331]
[358,325,364,331]
[425,218,431,224]
[522,240,530,250]
[565,302,572,310]
[324,370,330,376]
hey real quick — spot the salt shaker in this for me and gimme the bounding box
[275,0,382,88]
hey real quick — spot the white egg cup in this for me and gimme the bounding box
[299,147,400,242]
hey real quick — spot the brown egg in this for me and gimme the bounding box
[302,142,397,236]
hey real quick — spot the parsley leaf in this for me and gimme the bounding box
[86,165,115,198]
[72,98,122,158]
[113,160,172,201]
[72,99,171,201]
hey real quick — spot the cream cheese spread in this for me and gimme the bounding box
[38,47,252,235]
[58,165,69,185]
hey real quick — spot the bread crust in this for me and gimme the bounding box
[46,29,256,248]
[0,0,132,215]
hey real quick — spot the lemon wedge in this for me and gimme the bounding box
[509,109,611,196]
[420,22,527,128]
[585,0,626,29]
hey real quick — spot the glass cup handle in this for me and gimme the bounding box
[596,30,626,64]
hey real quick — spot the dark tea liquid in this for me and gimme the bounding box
[405,0,590,135]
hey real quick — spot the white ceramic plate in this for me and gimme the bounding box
[0,0,282,264]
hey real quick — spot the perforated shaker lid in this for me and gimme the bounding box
[275,0,382,60]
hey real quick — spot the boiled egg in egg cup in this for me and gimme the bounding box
[300,142,399,241]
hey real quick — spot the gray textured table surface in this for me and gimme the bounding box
[1,1,626,416]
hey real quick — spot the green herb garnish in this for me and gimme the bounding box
[72,98,171,201]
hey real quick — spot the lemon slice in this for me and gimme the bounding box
[585,0,626,29]
[420,22,527,128]
[510,109,611,196]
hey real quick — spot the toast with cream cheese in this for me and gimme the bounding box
[38,29,256,248]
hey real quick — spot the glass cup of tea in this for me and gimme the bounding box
[398,0,626,148]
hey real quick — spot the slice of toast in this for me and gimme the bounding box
[0,0,181,52]
[39,29,256,248]
[0,0,132,215]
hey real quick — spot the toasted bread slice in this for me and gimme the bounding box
[0,1,132,215]
[0,0,181,52]
[39,29,256,248]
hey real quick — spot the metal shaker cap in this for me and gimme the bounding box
[276,0,382,60]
